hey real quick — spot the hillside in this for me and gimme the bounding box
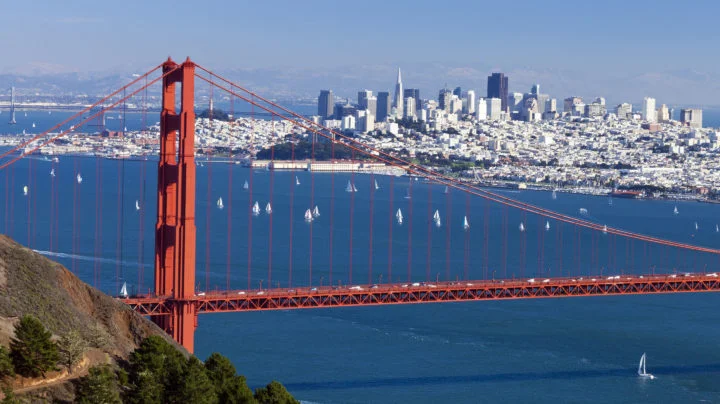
[0,234,186,401]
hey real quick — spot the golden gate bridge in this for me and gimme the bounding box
[1,58,719,353]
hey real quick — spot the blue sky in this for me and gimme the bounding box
[2,0,720,104]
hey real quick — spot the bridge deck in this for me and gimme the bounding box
[123,273,720,316]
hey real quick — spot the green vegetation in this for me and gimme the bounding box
[254,381,299,404]
[9,315,59,378]
[76,365,122,404]
[256,140,363,161]
[0,347,13,379]
[198,108,231,121]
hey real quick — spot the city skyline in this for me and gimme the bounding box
[2,1,720,104]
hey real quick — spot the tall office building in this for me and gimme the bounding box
[403,88,420,111]
[657,104,670,122]
[642,97,656,123]
[404,97,416,119]
[318,90,334,119]
[680,109,702,128]
[531,84,540,95]
[615,103,633,120]
[477,98,487,120]
[487,98,502,120]
[438,88,452,112]
[358,90,372,109]
[377,92,391,121]
[392,68,404,119]
[487,73,509,111]
[466,90,476,115]
[453,86,462,97]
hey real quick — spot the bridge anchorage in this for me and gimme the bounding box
[1,57,719,354]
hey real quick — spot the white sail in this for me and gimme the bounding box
[52,157,59,163]
[265,202,272,215]
[695,222,699,231]
[638,353,655,379]
[579,208,587,215]
[120,282,128,298]
[243,180,249,190]
[673,206,679,215]
[552,189,557,200]
[396,208,403,225]
[545,221,550,231]
[374,180,379,190]
[217,197,224,210]
[50,168,55,177]
[603,225,608,234]
[433,210,441,227]
[353,183,358,193]
[76,173,83,184]
[716,224,719,233]
[313,205,320,218]
[23,185,28,196]
[463,216,470,231]
[252,201,260,216]
[135,200,140,211]
[346,180,354,193]
[444,186,449,194]
[32,122,35,128]
[296,176,300,186]
[519,222,525,232]
[304,208,313,222]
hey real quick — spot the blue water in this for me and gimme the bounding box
[1,155,720,402]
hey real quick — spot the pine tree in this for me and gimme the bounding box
[205,353,255,404]
[171,357,217,404]
[0,347,14,378]
[75,365,122,404]
[254,381,299,404]
[128,336,185,403]
[9,315,59,378]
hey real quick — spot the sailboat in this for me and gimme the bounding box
[673,206,679,215]
[243,180,249,190]
[50,168,55,177]
[295,176,300,186]
[695,222,699,231]
[637,353,655,379]
[463,216,470,231]
[252,201,260,216]
[433,210,441,228]
[603,225,608,234]
[304,208,313,222]
[119,282,128,298]
[374,179,380,190]
[443,186,449,194]
[76,173,82,184]
[716,224,719,233]
[32,122,35,128]
[265,202,272,215]
[404,187,411,200]
[519,222,525,232]
[312,206,320,218]
[545,221,550,231]
[396,208,403,225]
[345,180,357,193]
[551,189,557,200]
[217,197,224,210]
[23,185,28,196]
[135,200,140,211]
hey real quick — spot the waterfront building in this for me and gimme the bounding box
[642,97,656,123]
[376,92,391,121]
[487,73,509,111]
[680,109,702,128]
[392,68,404,119]
[318,90,334,119]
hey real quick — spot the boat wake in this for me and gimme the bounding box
[33,250,151,268]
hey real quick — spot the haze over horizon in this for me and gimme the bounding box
[2,0,720,105]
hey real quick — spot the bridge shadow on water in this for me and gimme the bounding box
[283,364,720,392]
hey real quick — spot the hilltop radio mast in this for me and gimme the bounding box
[8,86,17,125]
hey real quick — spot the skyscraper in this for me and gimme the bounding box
[404,97,416,119]
[392,68,404,119]
[358,90,372,109]
[403,89,420,111]
[642,97,656,123]
[438,88,452,112]
[318,90,334,119]
[680,109,702,128]
[376,92,391,121]
[487,98,502,120]
[531,84,540,95]
[453,86,462,97]
[477,98,487,120]
[487,73,509,111]
[466,90,476,115]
